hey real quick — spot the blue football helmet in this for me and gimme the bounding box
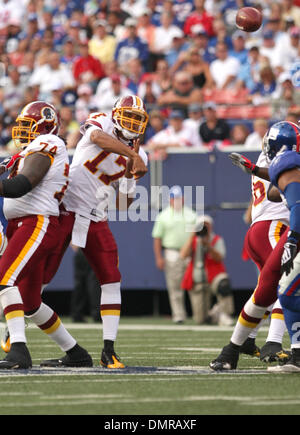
[263,121,300,162]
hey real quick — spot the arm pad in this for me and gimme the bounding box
[2,174,32,198]
[284,182,300,241]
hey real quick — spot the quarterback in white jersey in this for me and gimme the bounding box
[42,95,149,369]
[64,112,148,222]
[0,101,92,370]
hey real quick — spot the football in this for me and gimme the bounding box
[235,7,262,32]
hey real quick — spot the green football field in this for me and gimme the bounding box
[0,316,299,416]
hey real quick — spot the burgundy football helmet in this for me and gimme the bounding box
[112,95,148,140]
[12,101,60,147]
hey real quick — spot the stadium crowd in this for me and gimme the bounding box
[0,0,300,153]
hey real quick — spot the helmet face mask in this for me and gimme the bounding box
[263,121,300,162]
[12,101,60,147]
[112,95,148,140]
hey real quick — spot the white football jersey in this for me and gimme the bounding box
[4,134,69,220]
[251,152,289,225]
[63,113,148,222]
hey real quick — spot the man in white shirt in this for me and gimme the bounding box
[147,109,203,158]
[210,41,240,89]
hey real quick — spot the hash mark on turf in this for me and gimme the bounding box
[0,365,270,376]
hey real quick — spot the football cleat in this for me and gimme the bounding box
[0,342,32,369]
[260,341,291,363]
[209,343,240,371]
[100,349,125,369]
[268,349,300,373]
[40,345,93,367]
[239,337,260,358]
[1,327,11,353]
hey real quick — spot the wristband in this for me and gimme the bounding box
[119,177,136,195]
[252,165,259,176]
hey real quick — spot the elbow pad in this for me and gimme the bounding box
[2,174,32,198]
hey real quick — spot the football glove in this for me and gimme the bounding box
[0,152,22,171]
[281,241,298,275]
[229,153,258,175]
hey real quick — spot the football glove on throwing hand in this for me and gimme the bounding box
[281,241,298,275]
[229,153,258,175]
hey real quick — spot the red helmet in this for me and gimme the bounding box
[12,101,60,147]
[112,95,148,140]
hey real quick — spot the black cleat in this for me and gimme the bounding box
[40,345,93,367]
[268,348,300,372]
[0,342,32,369]
[239,337,260,358]
[260,341,291,363]
[100,349,125,368]
[209,343,240,371]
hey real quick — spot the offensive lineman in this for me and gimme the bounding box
[0,101,92,369]
[38,95,149,369]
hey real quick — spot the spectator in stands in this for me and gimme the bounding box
[152,186,197,324]
[183,0,214,38]
[165,31,191,69]
[210,41,240,89]
[72,39,106,89]
[59,105,80,149]
[1,65,27,112]
[181,215,235,326]
[107,11,126,41]
[114,17,149,70]
[183,102,204,147]
[153,58,173,94]
[249,64,277,105]
[235,45,261,92]
[143,109,166,143]
[229,31,248,65]
[199,101,230,147]
[208,18,233,53]
[229,123,250,146]
[60,38,79,73]
[282,0,300,27]
[189,26,216,64]
[244,118,268,149]
[137,73,160,111]
[28,51,75,100]
[184,102,203,131]
[136,8,156,50]
[121,0,148,18]
[107,0,131,23]
[147,109,203,159]
[271,71,300,119]
[97,73,133,114]
[272,26,300,72]
[157,70,203,118]
[88,19,117,65]
[259,30,280,70]
[75,83,98,123]
[124,57,144,95]
[172,45,214,89]
[151,12,184,59]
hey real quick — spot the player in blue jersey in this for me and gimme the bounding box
[267,130,300,372]
[210,121,300,371]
